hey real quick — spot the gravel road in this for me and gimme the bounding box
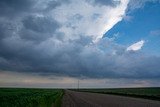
[61,90,160,107]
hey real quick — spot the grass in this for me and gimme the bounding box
[54,90,64,107]
[0,88,64,107]
[73,87,160,101]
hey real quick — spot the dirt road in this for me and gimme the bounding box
[61,90,160,107]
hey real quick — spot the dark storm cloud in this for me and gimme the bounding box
[0,0,69,18]
[0,0,160,80]
[0,21,14,40]
[20,15,60,41]
[1,35,160,79]
[22,16,59,33]
[0,0,34,18]
[0,33,160,79]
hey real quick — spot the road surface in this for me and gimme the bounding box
[62,90,160,107]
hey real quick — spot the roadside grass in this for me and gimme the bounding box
[54,90,64,107]
[0,88,64,107]
[73,87,160,101]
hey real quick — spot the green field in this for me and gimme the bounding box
[75,87,160,101]
[0,88,63,107]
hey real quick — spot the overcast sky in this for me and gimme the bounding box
[0,0,160,88]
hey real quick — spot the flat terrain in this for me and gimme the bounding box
[75,87,160,100]
[62,90,160,107]
[0,88,63,107]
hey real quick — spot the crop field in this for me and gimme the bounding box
[75,87,160,101]
[0,88,63,107]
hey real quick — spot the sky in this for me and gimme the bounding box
[0,0,160,88]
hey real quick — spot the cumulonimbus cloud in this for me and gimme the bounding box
[0,0,160,80]
[53,0,129,42]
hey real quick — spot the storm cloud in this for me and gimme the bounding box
[0,0,160,82]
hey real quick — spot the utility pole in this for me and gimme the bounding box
[78,79,79,91]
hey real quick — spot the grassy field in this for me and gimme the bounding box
[74,87,160,101]
[0,88,64,107]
